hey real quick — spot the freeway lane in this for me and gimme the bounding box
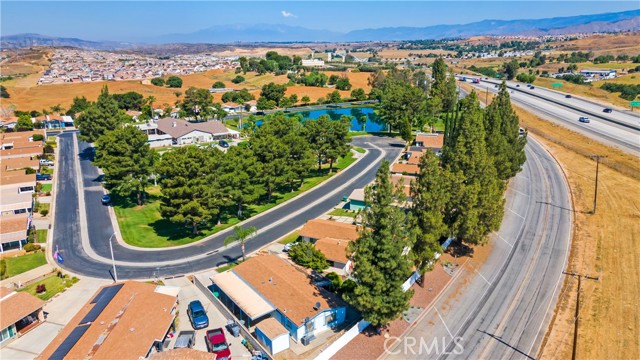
[466,81,640,155]
[52,133,403,279]
[386,138,572,359]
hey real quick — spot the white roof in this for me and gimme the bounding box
[148,134,172,141]
[348,188,365,202]
[154,285,181,297]
[211,271,276,320]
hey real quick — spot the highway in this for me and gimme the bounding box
[386,137,572,360]
[461,77,640,155]
[51,133,403,279]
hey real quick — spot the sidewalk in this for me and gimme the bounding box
[0,264,55,288]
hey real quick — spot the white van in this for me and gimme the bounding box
[39,159,54,166]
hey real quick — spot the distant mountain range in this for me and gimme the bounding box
[1,9,638,50]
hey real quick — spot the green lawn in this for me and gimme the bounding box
[328,208,358,218]
[278,230,300,244]
[115,151,358,248]
[36,229,48,243]
[38,203,50,214]
[216,261,242,273]
[18,274,79,301]
[2,252,47,279]
[354,147,366,154]
[40,183,52,193]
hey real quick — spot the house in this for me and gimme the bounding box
[38,281,179,360]
[2,157,39,171]
[125,110,142,121]
[149,348,215,360]
[302,59,325,67]
[415,132,444,153]
[210,254,347,352]
[314,237,353,274]
[346,188,366,211]
[222,102,243,113]
[580,69,616,80]
[0,171,36,217]
[0,214,30,252]
[390,162,420,176]
[391,174,414,198]
[0,287,45,347]
[298,219,359,243]
[155,118,235,146]
[244,100,257,113]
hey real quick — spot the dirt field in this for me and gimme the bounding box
[513,107,640,360]
[377,49,455,59]
[211,46,312,57]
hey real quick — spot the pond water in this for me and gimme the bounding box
[291,107,386,132]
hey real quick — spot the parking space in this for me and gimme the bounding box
[164,277,251,358]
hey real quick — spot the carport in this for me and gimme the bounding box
[210,271,275,328]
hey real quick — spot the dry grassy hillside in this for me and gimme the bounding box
[552,32,640,56]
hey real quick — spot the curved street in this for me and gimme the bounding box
[386,137,572,359]
[52,133,404,279]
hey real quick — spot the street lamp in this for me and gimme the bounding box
[108,232,119,282]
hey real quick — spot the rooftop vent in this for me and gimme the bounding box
[313,302,321,311]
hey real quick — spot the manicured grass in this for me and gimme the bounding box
[36,229,48,243]
[216,261,242,273]
[38,203,50,214]
[40,183,52,193]
[115,151,358,248]
[328,208,358,218]
[18,274,79,301]
[3,252,47,278]
[354,147,366,154]
[278,231,300,245]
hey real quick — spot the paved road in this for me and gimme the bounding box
[386,138,572,360]
[52,132,403,279]
[463,79,640,155]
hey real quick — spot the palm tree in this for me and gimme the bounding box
[50,104,64,114]
[224,226,257,261]
[147,96,156,118]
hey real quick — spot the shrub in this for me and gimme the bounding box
[24,243,41,252]
[288,241,329,272]
[40,209,49,216]
[36,284,46,294]
[44,144,54,154]
[231,75,245,84]
[326,272,343,292]
[151,77,165,86]
[0,259,6,279]
[32,134,44,141]
[166,76,183,88]
[212,81,226,89]
[341,279,357,293]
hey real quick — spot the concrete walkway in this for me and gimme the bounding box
[0,264,55,289]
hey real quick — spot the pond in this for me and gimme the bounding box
[291,107,387,132]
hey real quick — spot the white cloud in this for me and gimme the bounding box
[281,10,297,18]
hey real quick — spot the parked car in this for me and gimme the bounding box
[173,331,196,349]
[565,94,572,98]
[35,173,51,181]
[187,300,209,330]
[516,84,520,87]
[101,194,111,205]
[205,328,231,360]
[579,117,590,123]
[283,242,296,252]
[218,140,229,148]
[603,108,613,113]
[518,128,526,137]
[530,86,535,89]
[39,159,54,166]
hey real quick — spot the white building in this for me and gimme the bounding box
[302,59,325,67]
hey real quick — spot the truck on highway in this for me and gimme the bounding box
[472,78,480,84]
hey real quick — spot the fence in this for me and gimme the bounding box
[193,275,273,360]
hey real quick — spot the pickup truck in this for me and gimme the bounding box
[173,330,195,349]
[205,328,231,360]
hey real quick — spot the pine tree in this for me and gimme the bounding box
[411,150,451,274]
[218,146,263,218]
[76,86,128,143]
[94,125,154,205]
[484,82,527,180]
[345,161,414,327]
[443,92,504,245]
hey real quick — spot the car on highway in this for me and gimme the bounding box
[218,140,229,148]
[35,173,51,181]
[603,108,613,113]
[205,328,231,360]
[187,300,209,330]
[579,116,590,123]
[101,194,111,205]
[565,94,572,98]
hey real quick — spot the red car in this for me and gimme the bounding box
[205,328,231,360]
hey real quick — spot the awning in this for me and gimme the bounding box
[211,271,275,320]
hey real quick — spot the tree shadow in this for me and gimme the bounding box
[447,241,475,258]
[78,145,95,162]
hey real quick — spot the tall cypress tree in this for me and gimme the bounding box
[444,91,504,245]
[411,151,451,274]
[484,82,527,180]
[345,161,413,327]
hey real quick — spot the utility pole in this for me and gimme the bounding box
[590,155,607,214]
[563,271,599,360]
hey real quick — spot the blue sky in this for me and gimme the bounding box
[1,1,637,41]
